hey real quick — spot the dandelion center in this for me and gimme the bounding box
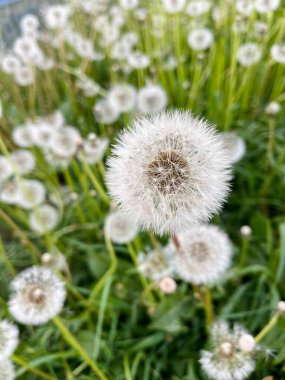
[28,287,46,304]
[219,341,234,358]
[146,150,190,194]
[190,241,209,261]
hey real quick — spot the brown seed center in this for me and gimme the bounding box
[29,287,46,304]
[146,151,189,195]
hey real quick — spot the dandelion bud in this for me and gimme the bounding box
[239,334,256,352]
[159,277,177,294]
[240,225,252,237]
[265,101,281,115]
[277,301,285,313]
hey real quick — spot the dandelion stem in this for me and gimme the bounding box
[255,311,281,343]
[53,316,108,380]
[0,236,16,276]
[0,208,41,262]
[204,287,214,326]
[12,354,56,380]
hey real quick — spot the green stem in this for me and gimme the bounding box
[0,236,16,276]
[12,355,56,380]
[255,311,281,343]
[53,316,108,380]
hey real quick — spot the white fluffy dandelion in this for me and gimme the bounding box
[119,0,139,10]
[237,43,262,66]
[137,85,167,114]
[10,149,35,175]
[221,132,246,164]
[0,360,15,380]
[0,181,20,205]
[81,134,109,164]
[0,156,13,183]
[50,126,82,158]
[29,204,59,235]
[12,125,35,148]
[172,225,232,285]
[187,28,213,51]
[138,246,175,281]
[105,210,139,244]
[255,0,280,13]
[270,44,285,64]
[265,101,281,115]
[9,266,66,325]
[93,99,120,124]
[0,320,19,360]
[44,5,70,29]
[17,179,46,210]
[13,66,35,86]
[108,84,137,113]
[186,0,211,17]
[106,110,232,235]
[200,322,256,380]
[162,0,186,13]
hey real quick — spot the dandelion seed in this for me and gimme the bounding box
[107,110,232,235]
[172,225,232,285]
[105,210,138,244]
[9,266,66,325]
[0,320,19,360]
[240,225,252,237]
[200,322,256,380]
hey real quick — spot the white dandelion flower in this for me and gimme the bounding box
[265,101,281,115]
[0,181,20,205]
[240,225,252,237]
[108,84,137,113]
[0,360,15,380]
[9,266,66,325]
[29,204,59,235]
[13,66,34,86]
[237,43,262,66]
[200,322,256,380]
[173,225,232,285]
[1,55,21,74]
[20,14,39,33]
[186,0,211,17]
[128,51,150,69]
[12,125,35,148]
[0,156,13,183]
[32,123,56,149]
[137,85,167,114]
[119,0,139,10]
[44,5,70,29]
[93,99,120,124]
[106,110,232,235]
[221,132,246,164]
[105,210,139,244]
[255,0,280,13]
[270,44,285,64]
[10,149,35,175]
[238,334,256,353]
[162,0,186,14]
[13,36,41,64]
[50,126,82,158]
[44,110,65,128]
[0,320,19,360]
[17,179,46,210]
[81,134,109,164]
[138,246,175,281]
[187,28,214,51]
[236,0,255,16]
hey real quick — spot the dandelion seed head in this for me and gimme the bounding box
[200,322,256,380]
[105,210,139,244]
[187,28,213,51]
[270,44,285,64]
[137,84,167,114]
[0,320,19,360]
[173,224,232,285]
[237,43,262,66]
[0,360,15,380]
[29,204,59,235]
[107,110,232,235]
[9,266,66,325]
